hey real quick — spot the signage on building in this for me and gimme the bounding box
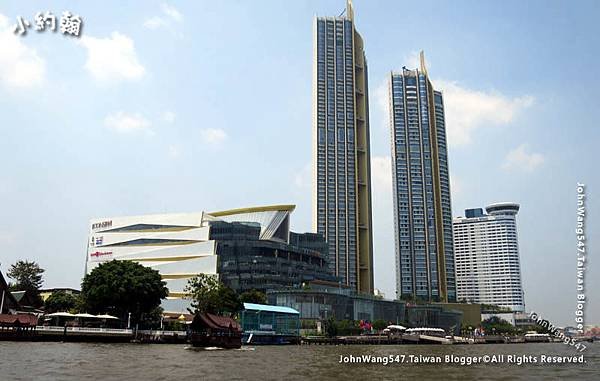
[92,220,112,230]
[90,236,104,247]
[90,251,112,259]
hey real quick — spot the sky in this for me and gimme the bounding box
[0,0,598,327]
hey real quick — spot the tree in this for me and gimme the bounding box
[185,274,241,316]
[44,291,78,313]
[481,317,516,335]
[239,289,267,305]
[80,260,168,324]
[337,320,361,336]
[481,304,511,313]
[372,319,388,332]
[7,260,45,291]
[140,306,164,329]
[323,316,338,338]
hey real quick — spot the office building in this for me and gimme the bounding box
[389,52,455,302]
[87,205,336,313]
[453,203,525,312]
[313,0,374,294]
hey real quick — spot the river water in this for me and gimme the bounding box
[0,341,598,380]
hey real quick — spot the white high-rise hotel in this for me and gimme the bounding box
[453,203,525,312]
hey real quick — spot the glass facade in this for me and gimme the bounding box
[313,7,373,294]
[211,221,338,293]
[389,67,456,303]
[268,289,463,335]
[240,308,300,337]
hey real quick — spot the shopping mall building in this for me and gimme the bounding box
[86,205,337,313]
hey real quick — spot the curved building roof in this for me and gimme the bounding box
[485,202,520,216]
[243,303,299,315]
[205,205,296,242]
[207,204,295,217]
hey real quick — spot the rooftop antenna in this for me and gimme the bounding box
[346,0,355,20]
[419,50,428,76]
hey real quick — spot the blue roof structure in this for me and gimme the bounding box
[243,303,299,315]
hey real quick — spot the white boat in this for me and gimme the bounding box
[406,327,446,337]
[524,331,550,342]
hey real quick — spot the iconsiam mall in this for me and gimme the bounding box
[86,205,337,313]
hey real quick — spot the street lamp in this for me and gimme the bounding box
[250,258,258,288]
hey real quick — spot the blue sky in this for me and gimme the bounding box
[0,0,598,327]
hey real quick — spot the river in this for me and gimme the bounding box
[1,342,598,380]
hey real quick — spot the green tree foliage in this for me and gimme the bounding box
[480,304,512,313]
[44,291,78,313]
[481,316,516,335]
[184,274,241,316]
[301,319,317,330]
[7,260,45,291]
[322,318,383,337]
[323,316,338,338]
[238,289,267,305]
[337,320,361,336]
[372,319,388,332]
[80,260,168,324]
[140,306,165,329]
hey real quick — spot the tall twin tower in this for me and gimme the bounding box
[312,1,456,302]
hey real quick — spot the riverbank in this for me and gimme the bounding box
[2,326,596,346]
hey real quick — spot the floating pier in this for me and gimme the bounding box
[301,334,453,345]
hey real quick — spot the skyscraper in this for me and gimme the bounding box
[389,52,455,302]
[313,0,374,294]
[453,203,525,312]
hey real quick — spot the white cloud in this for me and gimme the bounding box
[143,17,167,30]
[373,79,390,131]
[200,128,227,145]
[79,32,145,83]
[502,144,544,172]
[104,112,151,134]
[436,79,534,147]
[375,53,534,148]
[144,3,183,31]
[161,4,183,22]
[0,14,46,88]
[162,111,176,123]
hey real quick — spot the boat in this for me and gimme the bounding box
[524,331,550,343]
[189,313,242,349]
[405,327,447,337]
[383,325,406,337]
